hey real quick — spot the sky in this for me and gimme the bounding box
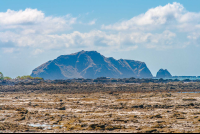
[1,0,200,78]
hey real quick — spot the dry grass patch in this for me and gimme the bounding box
[115,99,134,101]
[182,98,197,101]
[81,98,98,101]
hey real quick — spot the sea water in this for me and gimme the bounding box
[177,91,200,93]
[153,77,200,81]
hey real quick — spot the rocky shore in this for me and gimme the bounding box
[1,78,200,94]
[1,76,200,87]
[0,80,200,132]
[0,91,200,133]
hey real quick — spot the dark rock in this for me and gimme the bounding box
[58,107,66,110]
[145,129,157,133]
[15,116,25,121]
[132,105,144,108]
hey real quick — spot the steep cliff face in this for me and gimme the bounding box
[31,50,153,80]
[156,69,172,78]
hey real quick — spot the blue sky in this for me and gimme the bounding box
[1,0,200,78]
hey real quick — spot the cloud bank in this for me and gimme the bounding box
[102,2,200,32]
[0,2,200,55]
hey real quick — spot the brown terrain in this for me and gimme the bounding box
[0,82,200,133]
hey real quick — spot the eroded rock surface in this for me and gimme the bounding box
[0,91,200,133]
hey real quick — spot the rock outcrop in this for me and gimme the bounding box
[156,69,172,78]
[31,50,153,80]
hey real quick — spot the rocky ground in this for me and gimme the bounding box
[1,82,200,94]
[0,89,200,133]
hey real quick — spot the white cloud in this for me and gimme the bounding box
[187,32,200,46]
[0,8,44,25]
[0,28,178,54]
[2,48,15,53]
[32,49,44,55]
[0,30,140,52]
[0,4,199,55]
[0,8,77,34]
[102,2,200,32]
[99,2,200,49]
[88,19,97,25]
[178,12,200,23]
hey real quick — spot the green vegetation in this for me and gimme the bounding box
[0,72,3,80]
[3,77,12,80]
[0,73,43,80]
[0,72,12,80]
[0,72,43,80]
[15,75,43,80]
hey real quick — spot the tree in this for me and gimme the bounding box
[15,75,43,80]
[4,77,12,80]
[16,76,21,79]
[0,72,3,80]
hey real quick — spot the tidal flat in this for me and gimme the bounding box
[0,82,200,133]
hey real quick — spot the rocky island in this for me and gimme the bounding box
[31,50,153,80]
[156,69,172,78]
